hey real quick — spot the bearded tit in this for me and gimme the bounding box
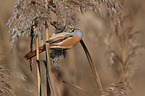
[24,28,83,59]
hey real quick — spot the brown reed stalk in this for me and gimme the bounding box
[63,80,96,96]
[80,39,104,95]
[36,35,42,96]
[45,22,61,96]
[44,1,52,95]
[45,23,54,96]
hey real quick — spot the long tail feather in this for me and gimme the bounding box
[24,45,46,59]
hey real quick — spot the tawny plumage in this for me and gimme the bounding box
[24,28,83,59]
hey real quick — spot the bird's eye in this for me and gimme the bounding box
[69,29,75,32]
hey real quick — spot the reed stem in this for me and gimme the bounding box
[63,80,96,96]
[45,22,60,96]
[36,35,42,96]
[80,39,104,95]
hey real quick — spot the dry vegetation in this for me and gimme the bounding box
[0,0,145,96]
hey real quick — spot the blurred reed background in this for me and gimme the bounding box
[0,0,145,96]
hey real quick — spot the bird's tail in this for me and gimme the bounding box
[24,45,46,59]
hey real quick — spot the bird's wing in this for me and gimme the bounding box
[50,34,81,49]
[46,33,73,44]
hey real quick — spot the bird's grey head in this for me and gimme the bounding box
[69,28,83,39]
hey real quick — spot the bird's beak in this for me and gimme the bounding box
[69,29,73,32]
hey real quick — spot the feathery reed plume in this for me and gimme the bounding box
[7,0,122,48]
[104,1,142,95]
[0,44,15,96]
[0,65,15,96]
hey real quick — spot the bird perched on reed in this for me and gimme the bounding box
[24,28,83,59]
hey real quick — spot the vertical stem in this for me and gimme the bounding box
[43,60,51,96]
[45,24,53,95]
[80,39,104,95]
[44,2,61,96]
[44,1,56,96]
[30,26,34,71]
[45,22,59,96]
[36,35,41,96]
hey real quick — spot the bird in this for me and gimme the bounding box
[24,28,83,59]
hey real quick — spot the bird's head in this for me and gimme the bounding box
[69,28,83,39]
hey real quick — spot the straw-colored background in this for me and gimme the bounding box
[0,0,145,96]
